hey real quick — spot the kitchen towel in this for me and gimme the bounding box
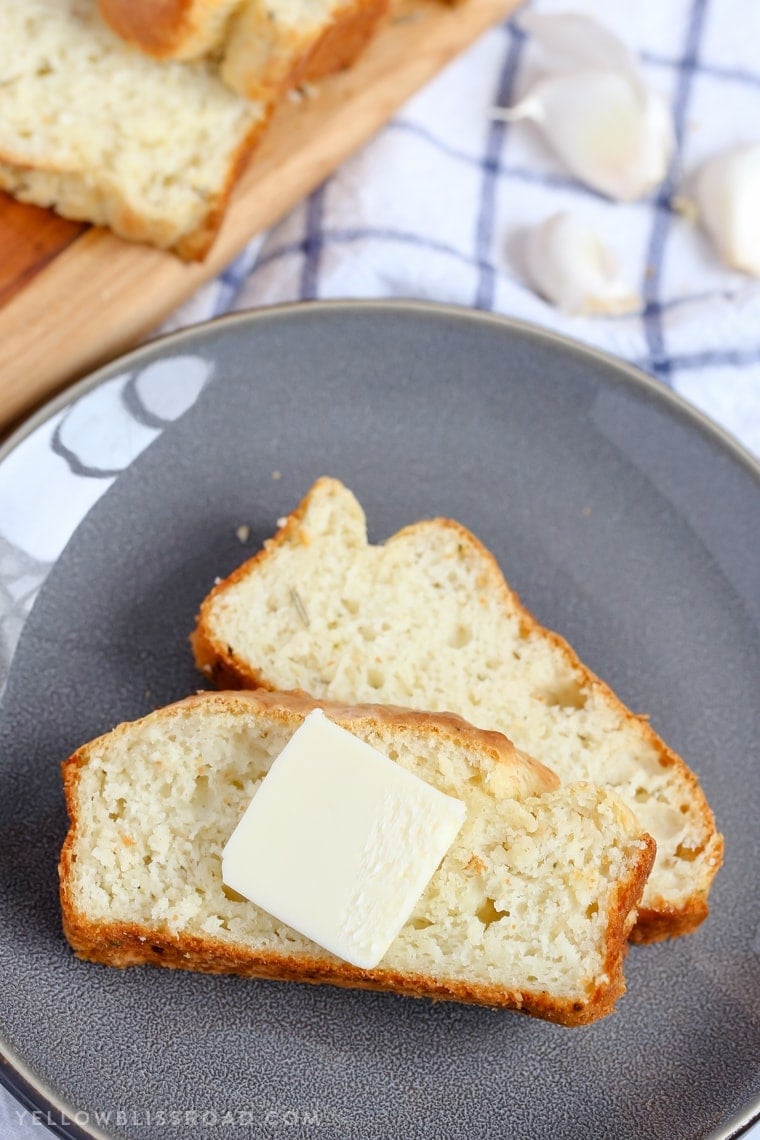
[157,0,760,461]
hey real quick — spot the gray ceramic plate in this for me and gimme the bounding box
[0,302,758,1140]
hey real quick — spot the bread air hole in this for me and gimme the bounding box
[634,787,650,803]
[535,677,588,710]
[367,666,385,689]
[222,885,246,903]
[108,798,126,821]
[675,842,704,862]
[411,917,433,930]
[476,898,510,926]
[448,624,472,649]
[192,774,211,807]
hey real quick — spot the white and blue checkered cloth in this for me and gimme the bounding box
[2,0,758,1136]
[158,0,760,463]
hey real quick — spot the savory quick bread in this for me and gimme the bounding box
[98,0,389,103]
[192,477,723,942]
[0,0,268,259]
[97,0,243,59]
[60,689,655,1025]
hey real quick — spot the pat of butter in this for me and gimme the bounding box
[222,708,466,970]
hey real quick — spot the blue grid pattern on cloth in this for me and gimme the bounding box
[156,0,760,460]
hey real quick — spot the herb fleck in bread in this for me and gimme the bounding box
[192,477,723,942]
[98,0,389,104]
[0,0,268,259]
[60,690,654,1026]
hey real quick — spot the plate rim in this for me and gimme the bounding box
[2,299,759,488]
[0,298,758,1140]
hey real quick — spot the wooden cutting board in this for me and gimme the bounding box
[0,0,519,434]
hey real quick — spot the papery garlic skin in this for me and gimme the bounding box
[497,71,673,201]
[524,212,641,315]
[694,143,760,277]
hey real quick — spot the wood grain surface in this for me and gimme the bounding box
[0,0,520,434]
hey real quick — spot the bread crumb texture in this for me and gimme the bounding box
[61,693,654,1024]
[0,0,266,256]
[195,478,723,939]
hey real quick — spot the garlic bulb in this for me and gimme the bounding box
[492,13,673,201]
[524,212,641,315]
[693,143,760,277]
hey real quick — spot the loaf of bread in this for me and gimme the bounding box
[0,0,268,259]
[192,477,723,941]
[98,0,389,103]
[60,689,654,1025]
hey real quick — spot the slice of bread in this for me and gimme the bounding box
[192,477,723,942]
[97,0,243,60]
[0,0,268,259]
[60,689,655,1025]
[98,0,389,103]
[220,0,389,103]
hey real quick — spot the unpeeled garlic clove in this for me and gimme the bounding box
[693,143,760,277]
[516,11,642,91]
[524,211,641,316]
[495,71,673,201]
[492,13,673,201]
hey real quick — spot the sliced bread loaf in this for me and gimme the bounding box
[97,0,243,60]
[60,689,655,1025]
[220,0,389,102]
[192,477,723,941]
[98,0,389,103]
[0,0,268,259]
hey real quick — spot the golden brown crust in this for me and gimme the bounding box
[221,0,389,103]
[99,0,388,103]
[629,896,709,943]
[97,0,232,59]
[60,692,654,1027]
[288,0,390,88]
[191,477,724,940]
[58,915,635,1028]
[61,687,560,796]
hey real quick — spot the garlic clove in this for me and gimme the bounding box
[523,211,641,316]
[517,11,642,93]
[694,143,760,277]
[494,70,673,201]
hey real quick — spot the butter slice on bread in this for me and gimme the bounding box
[60,689,654,1025]
[192,477,723,941]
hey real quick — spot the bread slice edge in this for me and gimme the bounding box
[59,689,655,1026]
[191,477,723,941]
